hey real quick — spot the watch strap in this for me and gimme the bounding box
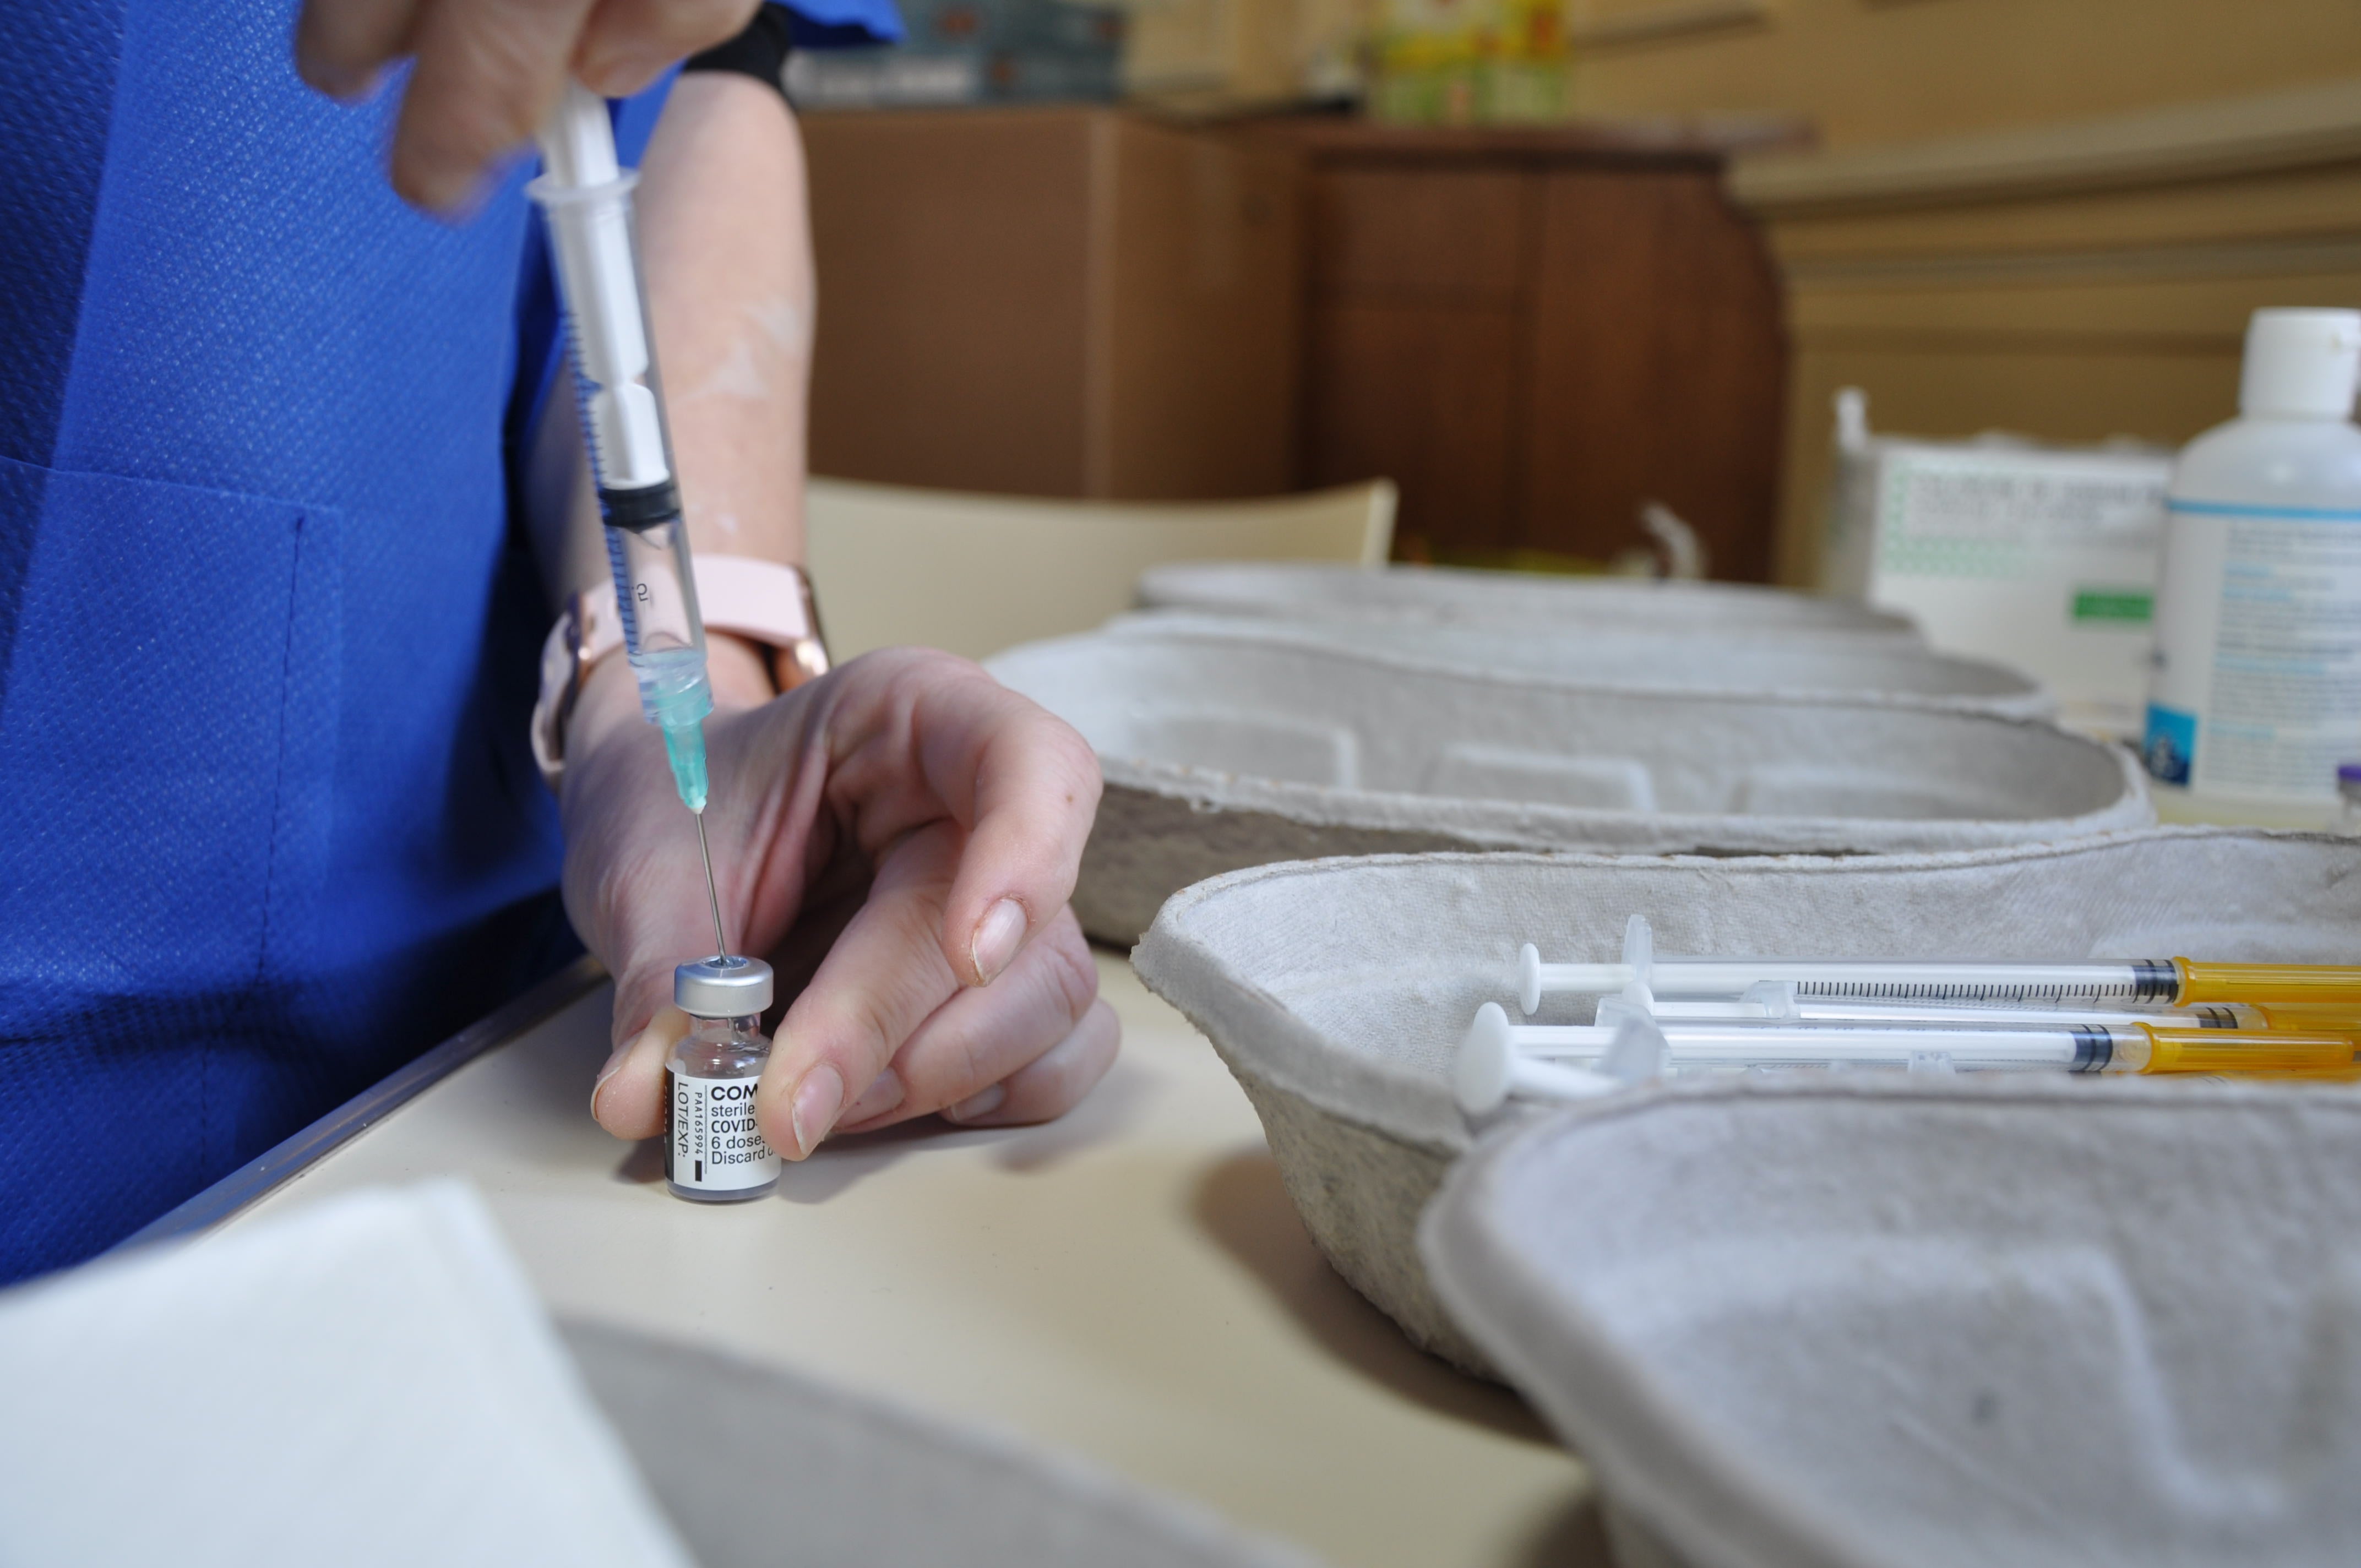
[531,556,829,795]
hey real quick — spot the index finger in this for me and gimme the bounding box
[754,819,969,1158]
[830,654,1102,989]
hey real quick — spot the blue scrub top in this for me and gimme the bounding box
[0,0,897,1283]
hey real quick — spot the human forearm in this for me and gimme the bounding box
[525,68,816,722]
[637,70,815,574]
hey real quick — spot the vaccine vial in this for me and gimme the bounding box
[664,955,779,1203]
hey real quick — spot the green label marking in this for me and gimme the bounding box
[2071,589,2153,625]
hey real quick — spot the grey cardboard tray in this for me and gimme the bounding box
[1135,562,1919,639]
[1128,830,2361,1378]
[1420,1077,2361,1568]
[565,1319,1320,1568]
[1104,612,2052,720]
[989,631,2148,943]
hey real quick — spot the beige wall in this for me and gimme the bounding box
[1727,80,2361,585]
[1122,0,2361,588]
[1558,0,2361,585]
[1569,0,2361,151]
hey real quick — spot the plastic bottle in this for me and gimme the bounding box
[2145,309,2361,826]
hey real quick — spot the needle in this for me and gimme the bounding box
[694,811,728,959]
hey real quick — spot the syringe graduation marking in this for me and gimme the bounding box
[1788,959,2178,1005]
[1797,979,2142,1003]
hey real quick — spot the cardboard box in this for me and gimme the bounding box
[1822,395,2170,738]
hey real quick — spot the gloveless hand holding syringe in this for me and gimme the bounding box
[531,84,728,957]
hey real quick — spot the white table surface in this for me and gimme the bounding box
[217,950,1599,1568]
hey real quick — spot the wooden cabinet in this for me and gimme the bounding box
[803,107,1303,501]
[802,110,1793,580]
[1272,122,1793,579]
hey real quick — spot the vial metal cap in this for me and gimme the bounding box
[674,955,774,1018]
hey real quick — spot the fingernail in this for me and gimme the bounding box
[840,1069,906,1127]
[944,1084,1007,1124]
[398,154,481,219]
[303,58,365,99]
[790,1064,845,1157]
[970,898,1029,985]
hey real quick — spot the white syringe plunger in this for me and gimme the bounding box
[531,84,671,496]
[1456,1003,1664,1115]
[1518,913,1658,1014]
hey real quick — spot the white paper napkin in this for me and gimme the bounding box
[0,1183,695,1568]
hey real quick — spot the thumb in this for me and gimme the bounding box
[592,999,688,1141]
[589,888,717,1140]
[573,820,733,1141]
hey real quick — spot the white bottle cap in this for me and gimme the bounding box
[2239,308,2361,420]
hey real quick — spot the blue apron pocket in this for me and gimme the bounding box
[0,456,342,1022]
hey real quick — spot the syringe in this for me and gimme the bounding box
[1455,1002,2360,1114]
[1625,988,2268,1032]
[531,84,727,957]
[1515,918,2361,1015]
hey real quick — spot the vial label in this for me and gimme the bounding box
[664,1069,779,1191]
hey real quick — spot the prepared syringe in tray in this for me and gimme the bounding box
[1458,916,2361,1115]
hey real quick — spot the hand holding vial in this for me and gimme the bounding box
[562,646,1120,1164]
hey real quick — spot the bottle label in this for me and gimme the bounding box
[665,1069,778,1191]
[2147,500,2361,802]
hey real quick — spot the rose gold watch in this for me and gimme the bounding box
[531,556,828,794]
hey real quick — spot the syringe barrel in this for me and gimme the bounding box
[1532,956,2178,1004]
[604,520,711,711]
[530,140,715,814]
[531,171,676,502]
[532,170,706,672]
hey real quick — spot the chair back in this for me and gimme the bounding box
[805,477,1396,660]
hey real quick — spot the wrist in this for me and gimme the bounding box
[535,557,829,796]
[563,632,779,772]
[565,649,643,767]
[706,631,776,711]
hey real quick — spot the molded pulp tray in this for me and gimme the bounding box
[1135,562,1919,640]
[990,631,2146,943]
[1420,1078,2361,1568]
[1105,612,2052,720]
[1128,830,2361,1377]
[564,1320,1319,1568]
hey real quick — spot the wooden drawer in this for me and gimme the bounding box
[1306,300,1521,549]
[1312,168,1530,301]
[1523,168,1785,579]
